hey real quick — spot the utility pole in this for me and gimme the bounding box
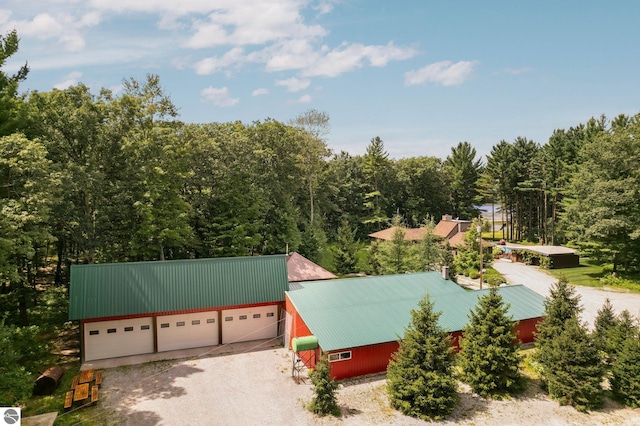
[477,215,483,289]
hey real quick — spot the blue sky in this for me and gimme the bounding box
[3,1,640,160]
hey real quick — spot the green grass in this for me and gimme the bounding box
[547,258,640,293]
[548,258,607,287]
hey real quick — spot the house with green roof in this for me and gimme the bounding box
[284,271,545,380]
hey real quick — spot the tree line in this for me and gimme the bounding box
[2,29,640,326]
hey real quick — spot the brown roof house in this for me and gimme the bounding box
[286,252,337,282]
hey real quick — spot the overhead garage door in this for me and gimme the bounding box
[157,311,219,352]
[84,317,154,361]
[222,305,278,344]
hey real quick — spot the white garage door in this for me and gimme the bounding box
[222,305,278,344]
[84,317,154,361]
[157,311,219,352]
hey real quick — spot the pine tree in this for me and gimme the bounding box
[610,336,640,407]
[593,298,617,357]
[309,354,340,417]
[534,277,581,371]
[535,277,604,411]
[543,318,604,412]
[334,218,358,275]
[458,286,522,398]
[386,295,458,420]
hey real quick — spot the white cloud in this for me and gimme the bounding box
[2,11,102,52]
[298,94,312,103]
[404,60,477,87]
[315,0,340,15]
[200,86,239,106]
[275,76,310,92]
[183,1,326,49]
[194,47,245,75]
[54,71,83,89]
[252,88,268,96]
[303,42,417,78]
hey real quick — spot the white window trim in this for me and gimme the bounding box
[328,351,352,362]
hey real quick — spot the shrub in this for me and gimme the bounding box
[610,337,640,407]
[309,355,340,417]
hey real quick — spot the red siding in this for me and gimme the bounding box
[515,317,541,344]
[82,301,283,323]
[285,294,313,349]
[328,342,399,380]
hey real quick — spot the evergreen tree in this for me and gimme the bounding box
[387,295,458,420]
[334,218,358,275]
[610,336,640,407]
[458,286,522,398]
[543,318,604,412]
[535,277,582,351]
[298,225,326,264]
[416,216,442,272]
[309,354,340,417]
[603,310,640,367]
[377,215,410,274]
[593,298,617,356]
[535,277,603,411]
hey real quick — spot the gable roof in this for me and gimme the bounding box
[286,273,544,352]
[368,226,427,241]
[286,252,337,282]
[69,255,289,320]
[433,220,458,239]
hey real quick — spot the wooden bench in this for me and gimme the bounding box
[95,370,103,387]
[71,375,79,390]
[64,391,73,410]
[91,386,99,405]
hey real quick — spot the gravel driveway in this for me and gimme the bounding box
[492,260,640,328]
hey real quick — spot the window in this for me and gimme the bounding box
[89,330,99,336]
[207,318,215,324]
[253,314,261,319]
[141,325,150,330]
[107,328,116,334]
[192,320,201,325]
[176,321,185,327]
[225,317,233,322]
[124,326,134,332]
[239,315,247,320]
[160,323,170,328]
[266,312,275,317]
[328,351,352,362]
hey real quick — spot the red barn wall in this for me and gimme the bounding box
[515,317,541,343]
[328,341,400,380]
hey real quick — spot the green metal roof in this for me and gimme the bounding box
[286,273,544,352]
[70,255,289,320]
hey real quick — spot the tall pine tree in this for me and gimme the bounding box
[458,286,522,398]
[535,277,603,412]
[386,295,458,420]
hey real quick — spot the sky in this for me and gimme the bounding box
[3,1,640,160]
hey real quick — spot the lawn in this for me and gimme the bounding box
[548,258,607,287]
[548,258,640,293]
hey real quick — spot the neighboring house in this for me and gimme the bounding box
[69,253,334,363]
[286,252,337,282]
[285,272,545,380]
[367,226,427,242]
[368,215,472,248]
